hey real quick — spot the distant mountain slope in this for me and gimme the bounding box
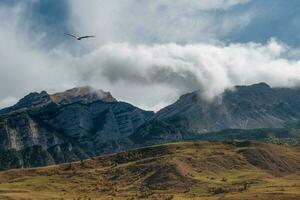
[133,83,300,142]
[155,83,300,132]
[0,87,154,170]
[1,141,300,200]
[2,83,300,170]
[0,86,117,115]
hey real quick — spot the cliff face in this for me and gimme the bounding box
[154,83,300,132]
[2,83,300,170]
[0,87,154,170]
[132,83,300,143]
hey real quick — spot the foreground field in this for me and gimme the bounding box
[0,141,300,200]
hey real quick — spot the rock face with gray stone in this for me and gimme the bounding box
[132,83,300,143]
[0,87,153,170]
[2,83,300,170]
[155,83,300,132]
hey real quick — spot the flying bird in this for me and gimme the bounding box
[64,33,95,40]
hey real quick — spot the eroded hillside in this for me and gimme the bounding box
[0,141,300,200]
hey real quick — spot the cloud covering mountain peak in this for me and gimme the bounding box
[2,1,300,111]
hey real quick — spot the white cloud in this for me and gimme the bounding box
[0,96,18,109]
[68,0,252,45]
[0,3,76,107]
[156,0,250,11]
[70,39,300,110]
[3,1,300,112]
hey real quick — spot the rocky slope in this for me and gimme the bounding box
[2,83,300,170]
[0,87,153,170]
[133,83,300,143]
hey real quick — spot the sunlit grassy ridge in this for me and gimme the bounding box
[0,141,300,199]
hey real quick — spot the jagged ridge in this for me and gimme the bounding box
[1,83,300,170]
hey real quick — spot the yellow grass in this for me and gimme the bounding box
[0,141,299,200]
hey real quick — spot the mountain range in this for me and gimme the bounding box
[1,83,300,170]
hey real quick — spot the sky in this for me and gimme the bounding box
[1,0,300,111]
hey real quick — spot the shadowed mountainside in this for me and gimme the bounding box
[0,87,154,170]
[1,83,300,170]
[133,83,300,142]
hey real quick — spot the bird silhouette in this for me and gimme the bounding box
[64,33,95,40]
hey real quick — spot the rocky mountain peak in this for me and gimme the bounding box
[50,86,117,105]
[233,82,271,94]
[0,91,51,114]
[18,91,50,106]
[0,86,117,115]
